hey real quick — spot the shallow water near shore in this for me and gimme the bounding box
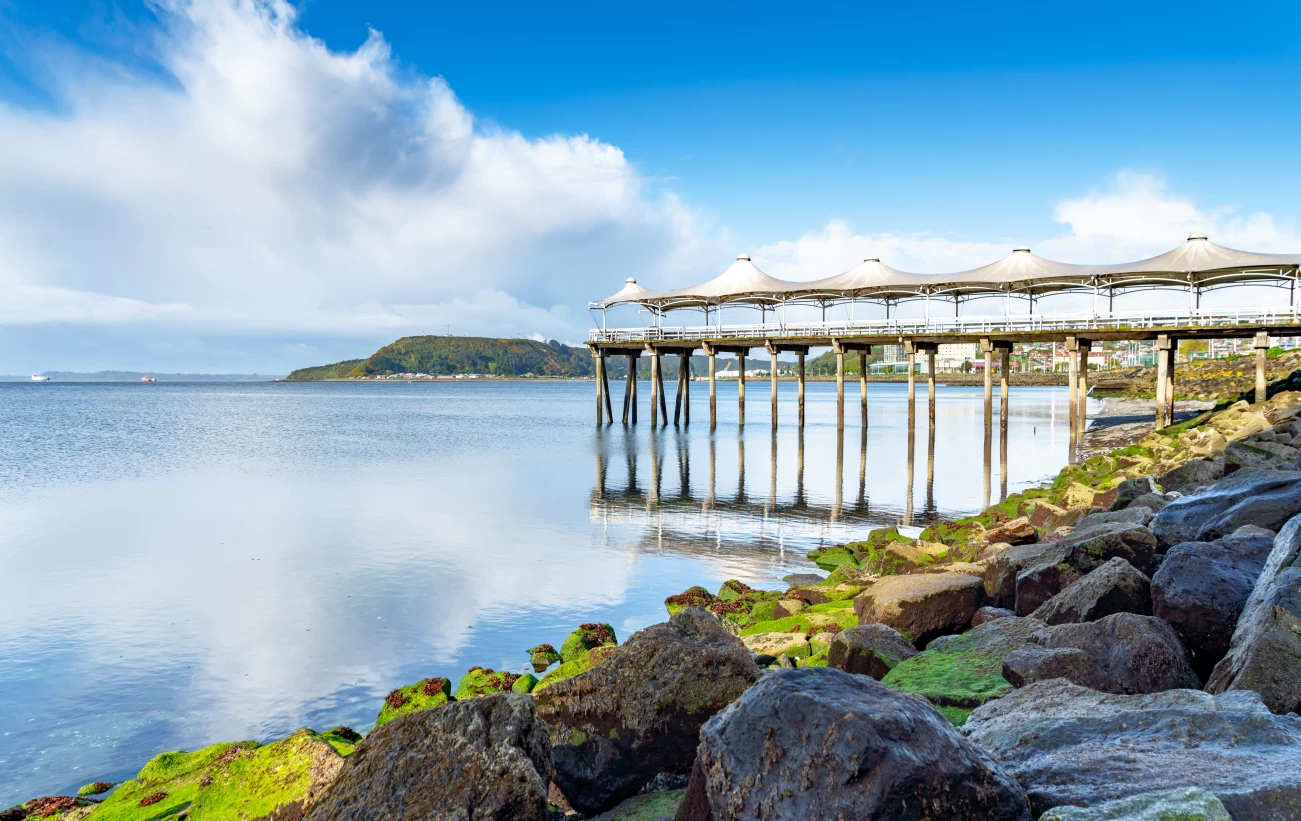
[0,379,1088,802]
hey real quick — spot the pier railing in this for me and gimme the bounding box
[589,306,1300,343]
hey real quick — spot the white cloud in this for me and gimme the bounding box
[0,0,719,343]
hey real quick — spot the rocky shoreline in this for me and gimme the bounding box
[10,380,1301,820]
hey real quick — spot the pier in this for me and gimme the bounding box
[589,236,1301,446]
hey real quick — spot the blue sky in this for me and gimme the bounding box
[0,0,1298,372]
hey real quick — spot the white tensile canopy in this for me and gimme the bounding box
[592,234,1301,312]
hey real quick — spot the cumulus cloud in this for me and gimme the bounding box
[0,0,718,343]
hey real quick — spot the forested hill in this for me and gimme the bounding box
[286,337,595,380]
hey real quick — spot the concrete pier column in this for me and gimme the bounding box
[999,345,1011,441]
[1165,344,1176,423]
[927,348,937,433]
[835,342,846,431]
[673,357,684,426]
[595,352,606,426]
[683,353,690,426]
[1255,331,1271,403]
[706,343,717,431]
[656,353,667,425]
[905,401,915,525]
[859,351,868,427]
[622,355,633,425]
[766,342,779,429]
[797,351,806,429]
[1078,344,1089,439]
[1155,335,1172,428]
[600,353,613,424]
[648,350,659,427]
[980,339,994,434]
[906,346,917,416]
[738,351,747,427]
[1066,337,1079,442]
[629,354,638,424]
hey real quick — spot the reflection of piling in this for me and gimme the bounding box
[624,428,638,493]
[795,427,806,507]
[677,433,690,498]
[595,430,606,498]
[648,426,660,502]
[737,435,746,501]
[707,437,716,509]
[857,426,868,513]
[905,401,915,526]
[768,429,777,513]
[926,417,936,518]
[833,425,844,521]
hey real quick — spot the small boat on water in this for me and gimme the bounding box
[141,376,157,382]
[30,374,49,382]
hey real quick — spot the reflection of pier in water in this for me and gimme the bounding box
[590,415,1002,535]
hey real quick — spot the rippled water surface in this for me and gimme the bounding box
[0,379,1086,802]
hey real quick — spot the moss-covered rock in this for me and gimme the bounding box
[716,579,756,601]
[535,654,591,691]
[318,727,360,757]
[664,585,716,615]
[560,622,618,661]
[375,675,452,727]
[528,642,562,672]
[454,666,525,700]
[739,604,857,637]
[806,544,861,571]
[591,788,688,820]
[85,728,344,821]
[2,796,97,819]
[75,781,115,797]
[512,673,539,693]
[881,617,1044,710]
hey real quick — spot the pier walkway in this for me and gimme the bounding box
[586,235,1301,445]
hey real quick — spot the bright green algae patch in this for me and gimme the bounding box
[375,676,451,727]
[881,618,1043,709]
[663,586,716,616]
[535,655,591,691]
[454,667,529,700]
[559,623,617,662]
[935,706,973,727]
[88,729,344,821]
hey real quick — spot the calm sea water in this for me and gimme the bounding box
[0,380,1084,802]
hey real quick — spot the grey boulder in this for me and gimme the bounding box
[689,668,1031,820]
[1157,459,1224,493]
[827,624,918,680]
[1015,524,1157,615]
[1031,557,1152,625]
[1151,526,1275,679]
[1149,469,1301,549]
[534,607,758,815]
[1109,476,1158,511]
[305,694,551,821]
[962,680,1301,819]
[1207,514,1301,714]
[1038,788,1232,821]
[1002,643,1116,692]
[1074,506,1155,533]
[1029,613,1201,694]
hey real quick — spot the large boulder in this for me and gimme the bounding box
[533,608,758,815]
[1206,514,1301,714]
[1149,469,1301,549]
[1157,459,1224,493]
[1031,557,1152,625]
[827,624,918,680]
[1038,788,1232,821]
[1109,476,1158,511]
[881,616,1045,713]
[1224,440,1300,474]
[1151,526,1275,678]
[688,668,1031,820]
[986,517,1038,545]
[962,680,1301,818]
[1073,506,1154,532]
[1015,524,1157,615]
[306,694,551,821]
[1127,492,1171,513]
[853,572,985,646]
[1028,613,1201,694]
[985,542,1067,609]
[1001,644,1116,692]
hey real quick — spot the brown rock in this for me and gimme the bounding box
[972,605,1016,626]
[1030,557,1152,625]
[853,572,985,646]
[827,624,919,680]
[986,517,1037,545]
[771,599,806,619]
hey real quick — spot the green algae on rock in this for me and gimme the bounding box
[453,667,528,700]
[663,586,716,616]
[560,623,618,662]
[375,676,452,727]
[534,655,591,691]
[716,579,756,601]
[75,781,114,797]
[589,788,687,820]
[528,643,562,672]
[86,729,344,821]
[881,617,1044,713]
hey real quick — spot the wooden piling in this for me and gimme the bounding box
[595,353,605,426]
[1155,335,1170,428]
[999,348,1010,441]
[601,353,613,424]
[630,355,638,424]
[673,358,684,426]
[1077,344,1089,439]
[1067,340,1079,441]
[649,352,659,427]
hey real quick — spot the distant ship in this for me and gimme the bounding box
[30,374,50,382]
[141,376,157,383]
